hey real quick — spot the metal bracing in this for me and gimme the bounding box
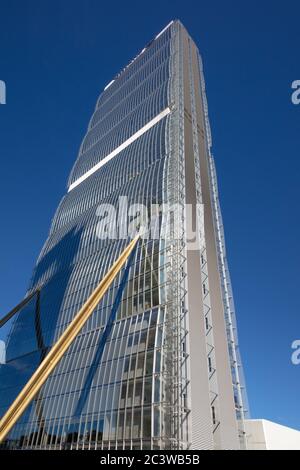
[0,289,40,329]
[0,235,139,444]
[187,39,221,445]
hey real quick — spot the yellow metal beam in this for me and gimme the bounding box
[0,236,139,444]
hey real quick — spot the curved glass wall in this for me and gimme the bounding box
[0,25,176,450]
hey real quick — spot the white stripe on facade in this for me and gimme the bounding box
[68,106,171,192]
[104,79,115,91]
[155,21,174,40]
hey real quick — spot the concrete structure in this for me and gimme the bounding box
[245,419,300,450]
[0,20,248,450]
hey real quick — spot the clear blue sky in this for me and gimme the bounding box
[0,0,299,430]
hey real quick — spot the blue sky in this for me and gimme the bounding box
[0,0,299,430]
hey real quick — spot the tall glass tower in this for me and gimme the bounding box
[0,20,248,450]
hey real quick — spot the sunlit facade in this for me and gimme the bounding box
[0,20,247,450]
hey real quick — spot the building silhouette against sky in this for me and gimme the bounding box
[0,20,248,450]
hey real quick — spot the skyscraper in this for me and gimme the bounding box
[0,20,248,450]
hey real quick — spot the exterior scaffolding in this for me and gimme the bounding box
[159,21,190,449]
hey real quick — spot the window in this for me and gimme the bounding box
[143,408,151,438]
[155,350,161,373]
[126,382,134,407]
[145,290,151,309]
[120,383,127,408]
[147,328,156,349]
[132,409,141,438]
[129,355,136,378]
[117,411,124,439]
[109,412,117,440]
[144,378,152,404]
[134,380,143,406]
[136,352,145,377]
[139,331,147,351]
[153,407,160,437]
[125,410,132,439]
[154,377,160,403]
[145,350,154,375]
[152,288,159,307]
[123,357,130,379]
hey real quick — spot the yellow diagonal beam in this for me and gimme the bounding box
[0,235,139,444]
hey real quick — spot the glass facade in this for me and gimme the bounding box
[0,21,247,450]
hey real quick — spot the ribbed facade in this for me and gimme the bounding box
[0,21,247,450]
